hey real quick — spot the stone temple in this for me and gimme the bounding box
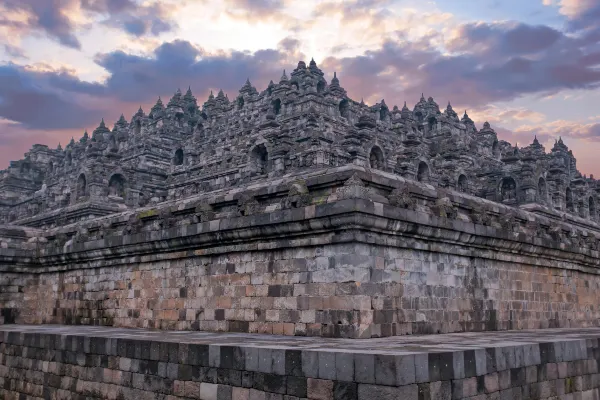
[1,60,600,399]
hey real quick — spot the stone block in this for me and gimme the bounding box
[307,378,334,400]
[200,382,219,400]
[354,353,375,384]
[357,383,418,400]
[318,351,336,380]
[286,376,307,398]
[335,352,354,382]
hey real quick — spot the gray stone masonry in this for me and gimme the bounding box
[0,60,600,339]
[2,324,600,399]
[1,165,600,337]
[0,59,596,229]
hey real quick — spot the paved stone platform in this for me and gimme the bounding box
[4,324,600,354]
[2,324,600,399]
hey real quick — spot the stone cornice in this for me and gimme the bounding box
[1,165,599,275]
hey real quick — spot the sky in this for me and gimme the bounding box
[1,0,600,175]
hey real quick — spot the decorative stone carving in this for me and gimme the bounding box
[586,233,598,251]
[194,203,216,222]
[431,196,457,219]
[282,180,312,209]
[54,232,68,247]
[388,186,416,210]
[470,205,493,226]
[73,227,89,244]
[336,173,372,199]
[526,221,545,239]
[237,193,261,216]
[124,214,144,235]
[499,213,520,233]
[549,224,565,243]
[158,209,176,230]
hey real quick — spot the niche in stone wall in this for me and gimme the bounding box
[492,141,499,157]
[417,161,430,183]
[566,187,574,212]
[538,177,547,203]
[590,197,596,220]
[135,120,141,135]
[76,174,87,199]
[173,149,184,166]
[272,99,281,115]
[317,81,325,93]
[428,117,437,132]
[339,99,350,119]
[457,174,468,192]
[579,200,586,218]
[66,152,72,167]
[250,144,268,174]
[237,96,244,109]
[48,161,53,174]
[415,111,424,123]
[500,177,517,203]
[109,135,117,152]
[380,106,388,122]
[108,174,126,198]
[369,146,384,170]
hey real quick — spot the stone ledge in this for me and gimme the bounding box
[2,324,600,399]
[2,195,600,274]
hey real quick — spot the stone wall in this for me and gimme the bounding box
[2,325,600,400]
[3,239,600,339]
[1,167,600,338]
[1,167,600,339]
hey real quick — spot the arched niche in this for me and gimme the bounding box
[414,111,424,123]
[457,174,468,193]
[48,161,54,174]
[317,81,325,93]
[134,120,141,135]
[566,187,574,212]
[250,144,268,174]
[272,99,281,115]
[237,96,244,109]
[579,200,586,218]
[537,177,547,203]
[339,99,349,119]
[590,197,596,220]
[492,140,499,157]
[109,135,117,151]
[173,149,184,166]
[428,117,437,132]
[379,107,388,122]
[108,174,126,198]
[500,177,517,203]
[417,161,430,183]
[369,146,384,170]
[76,174,87,199]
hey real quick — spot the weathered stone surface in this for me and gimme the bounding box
[0,60,600,344]
[0,325,598,399]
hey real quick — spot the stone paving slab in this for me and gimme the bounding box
[3,324,600,355]
[3,324,600,399]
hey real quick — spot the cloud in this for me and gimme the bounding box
[319,18,600,112]
[516,119,600,141]
[0,0,183,53]
[93,1,180,37]
[0,63,105,130]
[0,37,304,132]
[1,0,82,49]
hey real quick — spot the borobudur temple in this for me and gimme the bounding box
[0,58,599,339]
